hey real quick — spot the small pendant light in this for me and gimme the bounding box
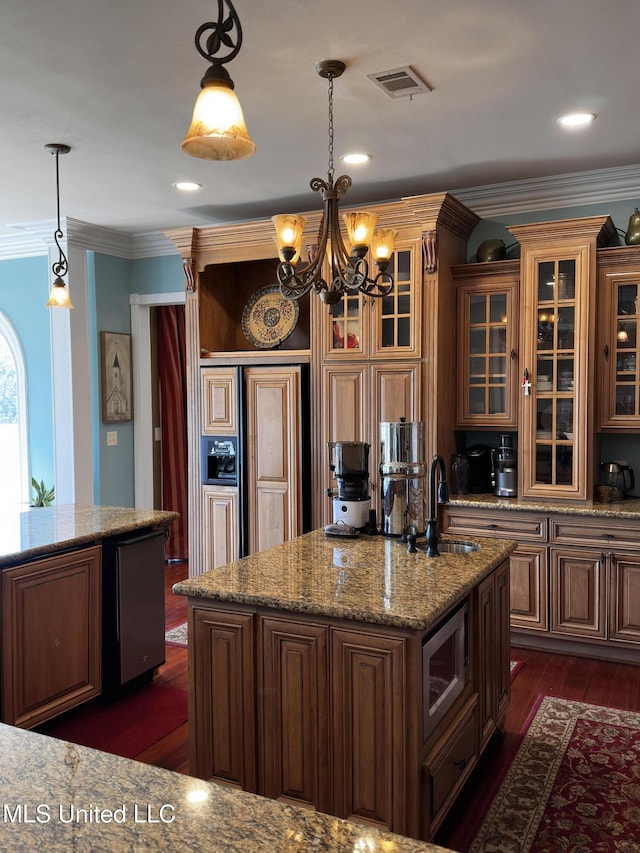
[44,143,73,309]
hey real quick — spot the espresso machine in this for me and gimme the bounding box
[379,420,427,536]
[327,442,371,529]
[491,434,517,497]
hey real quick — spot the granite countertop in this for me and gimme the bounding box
[447,494,640,518]
[174,528,516,631]
[0,504,179,568]
[0,723,450,853]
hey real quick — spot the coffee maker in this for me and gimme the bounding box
[492,434,517,497]
[327,442,371,529]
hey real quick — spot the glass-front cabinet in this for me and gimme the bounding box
[453,260,519,428]
[508,216,614,502]
[597,246,640,429]
[323,240,420,359]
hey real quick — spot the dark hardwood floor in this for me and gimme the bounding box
[64,559,640,849]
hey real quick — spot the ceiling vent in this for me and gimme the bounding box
[366,66,433,99]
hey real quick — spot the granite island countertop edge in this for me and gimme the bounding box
[0,504,179,568]
[174,530,517,631]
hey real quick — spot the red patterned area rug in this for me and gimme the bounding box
[469,696,640,852]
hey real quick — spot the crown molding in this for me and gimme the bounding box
[452,164,640,218]
[0,163,638,262]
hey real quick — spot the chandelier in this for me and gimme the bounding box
[44,143,73,309]
[272,60,397,306]
[181,0,256,161]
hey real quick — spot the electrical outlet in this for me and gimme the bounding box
[106,431,118,446]
[154,427,162,441]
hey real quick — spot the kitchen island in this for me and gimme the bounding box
[0,722,450,853]
[0,504,178,728]
[174,528,517,842]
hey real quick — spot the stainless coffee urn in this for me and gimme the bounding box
[379,420,427,536]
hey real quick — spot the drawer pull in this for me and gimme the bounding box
[601,533,615,540]
[486,524,499,530]
[453,757,468,772]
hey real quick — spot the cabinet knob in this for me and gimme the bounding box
[604,344,609,358]
[453,757,467,772]
[510,348,516,360]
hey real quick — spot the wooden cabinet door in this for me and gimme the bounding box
[596,250,640,429]
[1,546,101,728]
[320,363,369,525]
[370,241,421,359]
[477,559,510,751]
[260,618,330,812]
[550,547,607,639]
[201,367,237,434]
[510,544,549,631]
[508,216,614,502]
[202,485,239,570]
[190,607,256,789]
[245,366,302,554]
[609,553,640,643]
[331,628,406,834]
[454,264,519,428]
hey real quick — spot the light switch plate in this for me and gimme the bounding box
[106,431,118,446]
[154,427,162,441]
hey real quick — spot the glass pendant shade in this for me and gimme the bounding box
[370,228,398,263]
[182,80,256,161]
[272,214,308,262]
[46,277,74,309]
[342,211,378,254]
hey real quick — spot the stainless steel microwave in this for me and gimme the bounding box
[422,601,469,739]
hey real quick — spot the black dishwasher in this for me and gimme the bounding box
[102,529,167,697]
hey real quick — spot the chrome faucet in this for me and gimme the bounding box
[425,454,449,557]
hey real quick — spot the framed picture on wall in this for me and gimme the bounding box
[100,331,133,423]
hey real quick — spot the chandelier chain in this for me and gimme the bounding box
[327,73,334,182]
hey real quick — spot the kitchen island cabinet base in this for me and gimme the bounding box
[184,556,510,842]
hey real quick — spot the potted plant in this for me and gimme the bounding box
[30,478,55,507]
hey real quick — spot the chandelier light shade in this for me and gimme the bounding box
[273,60,396,306]
[44,143,73,310]
[181,0,256,161]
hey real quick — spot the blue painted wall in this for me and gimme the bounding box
[0,255,54,494]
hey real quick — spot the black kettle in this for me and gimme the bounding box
[599,462,635,501]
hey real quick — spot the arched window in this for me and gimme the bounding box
[0,313,28,507]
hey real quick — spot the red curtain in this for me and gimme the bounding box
[158,305,188,560]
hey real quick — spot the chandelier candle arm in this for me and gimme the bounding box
[272,59,396,307]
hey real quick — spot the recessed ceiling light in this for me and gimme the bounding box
[174,181,202,192]
[556,112,596,128]
[341,153,372,165]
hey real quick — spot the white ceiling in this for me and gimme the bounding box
[1,0,639,240]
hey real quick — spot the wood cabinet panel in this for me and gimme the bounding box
[245,367,301,554]
[509,545,548,631]
[550,548,607,639]
[452,262,519,428]
[201,367,237,434]
[331,628,406,833]
[261,618,330,811]
[423,695,478,838]
[609,556,640,643]
[191,607,256,790]
[441,507,547,542]
[1,546,101,728]
[202,486,239,569]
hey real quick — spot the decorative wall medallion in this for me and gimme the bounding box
[241,285,299,348]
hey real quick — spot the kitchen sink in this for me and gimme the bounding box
[436,540,479,555]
